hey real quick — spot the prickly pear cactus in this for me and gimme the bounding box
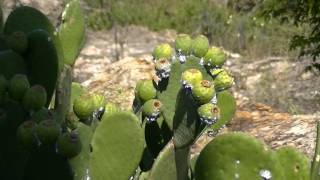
[132,33,236,179]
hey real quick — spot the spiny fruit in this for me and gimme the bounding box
[8,74,30,101]
[197,103,220,125]
[142,99,162,122]
[192,35,209,58]
[192,80,215,104]
[211,69,234,91]
[31,107,56,123]
[175,34,192,55]
[135,80,157,102]
[57,131,82,158]
[5,31,28,53]
[91,93,106,110]
[103,102,120,118]
[36,119,61,145]
[203,47,226,67]
[155,58,171,79]
[152,43,173,60]
[181,68,203,89]
[22,85,47,111]
[17,120,38,148]
[73,93,95,120]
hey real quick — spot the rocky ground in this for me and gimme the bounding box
[3,0,320,158]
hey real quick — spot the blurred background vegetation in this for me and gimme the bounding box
[83,0,305,59]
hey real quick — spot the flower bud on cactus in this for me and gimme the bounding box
[135,80,157,102]
[142,99,162,122]
[197,103,220,125]
[57,131,82,158]
[91,93,106,111]
[73,93,95,120]
[152,43,173,60]
[175,34,192,55]
[212,69,234,91]
[8,74,30,101]
[17,120,38,148]
[36,119,61,145]
[155,58,171,79]
[181,68,203,89]
[22,85,47,111]
[192,80,215,104]
[31,107,56,123]
[192,35,209,58]
[5,31,28,54]
[203,47,226,67]
[0,75,7,104]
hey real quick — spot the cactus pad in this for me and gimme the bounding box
[89,111,144,180]
[195,133,284,180]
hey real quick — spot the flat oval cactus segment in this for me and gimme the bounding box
[4,5,64,73]
[148,142,177,180]
[275,146,310,180]
[57,0,85,65]
[26,29,59,106]
[89,111,144,180]
[195,132,284,180]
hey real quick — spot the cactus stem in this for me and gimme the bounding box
[54,65,72,124]
[311,120,320,180]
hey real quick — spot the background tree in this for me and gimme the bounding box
[260,0,320,70]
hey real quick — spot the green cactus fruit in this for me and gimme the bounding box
[275,146,309,180]
[155,58,171,79]
[8,74,30,101]
[57,131,82,158]
[142,99,162,122]
[175,34,192,55]
[203,47,226,67]
[17,120,38,148]
[73,93,95,120]
[136,80,157,102]
[192,80,215,104]
[0,75,7,103]
[0,50,27,80]
[22,85,47,111]
[197,103,220,125]
[103,102,120,118]
[26,29,59,106]
[195,132,284,180]
[192,35,209,58]
[91,93,106,110]
[5,31,28,54]
[152,43,173,60]
[36,119,61,145]
[181,68,203,89]
[31,108,56,123]
[212,69,234,91]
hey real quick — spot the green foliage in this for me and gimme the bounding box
[260,0,320,69]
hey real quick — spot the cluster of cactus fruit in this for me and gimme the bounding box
[1,2,320,180]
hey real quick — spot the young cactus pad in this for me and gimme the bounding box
[89,111,144,180]
[57,0,85,65]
